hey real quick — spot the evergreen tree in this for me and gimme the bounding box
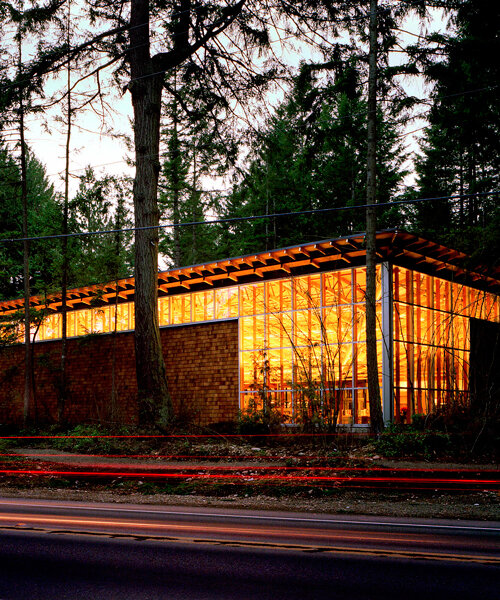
[68,167,133,287]
[0,143,61,300]
[414,0,500,262]
[158,102,232,268]
[221,58,406,256]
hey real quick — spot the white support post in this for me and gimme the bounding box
[381,262,393,424]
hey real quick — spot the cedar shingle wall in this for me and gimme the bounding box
[0,320,239,426]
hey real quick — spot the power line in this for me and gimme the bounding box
[0,191,497,245]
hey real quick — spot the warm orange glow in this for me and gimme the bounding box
[4,244,498,427]
[392,266,499,422]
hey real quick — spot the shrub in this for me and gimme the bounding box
[375,423,452,459]
[52,424,115,454]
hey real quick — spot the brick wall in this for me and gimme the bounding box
[0,320,239,427]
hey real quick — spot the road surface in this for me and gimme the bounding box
[0,498,498,599]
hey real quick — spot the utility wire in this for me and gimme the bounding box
[0,191,497,245]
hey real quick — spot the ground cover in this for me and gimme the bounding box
[0,425,498,520]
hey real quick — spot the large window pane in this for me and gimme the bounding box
[171,294,191,324]
[267,311,292,349]
[266,280,291,312]
[353,304,366,342]
[193,290,214,322]
[66,311,76,338]
[394,266,411,303]
[452,283,467,316]
[354,389,369,424]
[413,272,432,307]
[240,351,268,391]
[294,275,321,309]
[43,313,61,340]
[215,287,238,319]
[324,343,354,388]
[76,309,91,336]
[323,270,351,306]
[267,348,293,389]
[434,278,450,312]
[240,315,265,351]
[294,309,322,346]
[116,303,131,331]
[353,343,367,387]
[354,268,366,303]
[92,306,110,333]
[336,390,354,425]
[415,307,434,346]
[158,297,169,326]
[240,283,265,316]
[323,305,353,344]
[293,346,322,386]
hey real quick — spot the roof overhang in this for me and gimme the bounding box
[1,229,498,315]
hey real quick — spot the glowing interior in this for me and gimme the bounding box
[12,263,500,425]
[392,267,499,421]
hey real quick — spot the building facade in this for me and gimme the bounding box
[1,230,499,427]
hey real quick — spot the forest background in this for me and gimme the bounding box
[0,0,498,427]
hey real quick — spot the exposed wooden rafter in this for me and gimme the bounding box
[1,230,498,315]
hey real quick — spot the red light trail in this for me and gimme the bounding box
[0,433,371,439]
[0,454,495,475]
[0,468,497,490]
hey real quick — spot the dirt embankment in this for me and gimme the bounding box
[1,444,498,521]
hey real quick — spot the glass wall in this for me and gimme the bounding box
[392,267,500,421]
[16,262,499,424]
[239,268,382,425]
[26,265,382,425]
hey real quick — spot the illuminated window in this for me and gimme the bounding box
[240,315,265,351]
[158,297,170,326]
[215,288,238,319]
[323,270,351,306]
[240,283,264,316]
[193,290,214,322]
[294,274,321,309]
[76,309,91,336]
[43,313,61,340]
[267,311,292,349]
[66,311,76,338]
[171,294,191,324]
[266,280,292,313]
[92,306,110,333]
[267,348,293,389]
[294,309,322,347]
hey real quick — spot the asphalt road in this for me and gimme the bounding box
[0,498,498,599]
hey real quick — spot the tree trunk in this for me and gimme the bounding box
[19,64,32,426]
[365,0,384,434]
[171,97,182,267]
[129,0,172,426]
[60,1,72,424]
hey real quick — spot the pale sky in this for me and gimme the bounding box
[16,6,449,198]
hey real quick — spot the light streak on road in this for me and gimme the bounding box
[0,512,445,546]
[0,499,498,566]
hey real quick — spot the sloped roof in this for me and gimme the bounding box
[0,229,498,315]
